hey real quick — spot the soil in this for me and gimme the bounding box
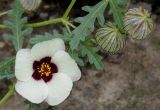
[0,1,160,110]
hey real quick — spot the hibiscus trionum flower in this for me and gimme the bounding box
[15,38,81,106]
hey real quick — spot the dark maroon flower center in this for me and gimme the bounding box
[32,57,58,82]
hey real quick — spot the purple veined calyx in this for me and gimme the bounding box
[20,0,42,11]
[95,22,126,53]
[124,7,154,40]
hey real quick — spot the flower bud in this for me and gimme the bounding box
[20,0,42,11]
[96,22,125,53]
[124,7,153,39]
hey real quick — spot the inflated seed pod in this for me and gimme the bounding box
[124,7,153,39]
[96,22,125,53]
[20,0,42,11]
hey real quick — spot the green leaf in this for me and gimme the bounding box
[0,56,15,71]
[80,43,104,70]
[117,0,128,5]
[30,29,71,45]
[24,100,39,110]
[3,0,32,51]
[109,0,124,30]
[0,70,14,80]
[22,28,33,36]
[0,56,15,80]
[70,0,109,49]
[68,49,84,66]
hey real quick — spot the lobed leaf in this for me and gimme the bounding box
[24,100,39,110]
[68,49,84,66]
[0,56,15,80]
[70,0,109,49]
[0,70,14,80]
[80,43,104,70]
[0,56,15,71]
[30,29,71,45]
[109,0,124,30]
[3,0,32,51]
[117,0,128,5]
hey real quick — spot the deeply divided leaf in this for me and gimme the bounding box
[70,0,108,49]
[0,70,14,80]
[3,0,32,51]
[109,0,124,30]
[0,56,15,71]
[24,100,39,110]
[0,56,15,80]
[80,43,104,70]
[68,49,84,66]
[30,29,71,45]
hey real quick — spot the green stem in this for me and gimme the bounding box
[0,11,8,17]
[25,18,63,28]
[63,0,76,19]
[0,18,63,29]
[0,24,7,29]
[0,18,76,31]
[0,18,75,29]
[0,82,16,108]
[0,0,76,29]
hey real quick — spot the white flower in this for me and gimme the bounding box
[15,38,81,106]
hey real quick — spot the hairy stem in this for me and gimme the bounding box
[0,24,7,28]
[0,11,8,17]
[0,18,63,29]
[0,82,16,108]
[63,0,76,18]
[0,18,73,29]
[0,0,76,29]
[25,18,63,28]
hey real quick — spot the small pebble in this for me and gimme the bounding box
[40,12,48,19]
[0,42,5,48]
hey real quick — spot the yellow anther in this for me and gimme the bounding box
[38,63,52,77]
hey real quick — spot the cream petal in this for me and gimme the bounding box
[15,78,48,104]
[31,38,65,61]
[45,73,73,106]
[15,49,33,82]
[52,51,81,82]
